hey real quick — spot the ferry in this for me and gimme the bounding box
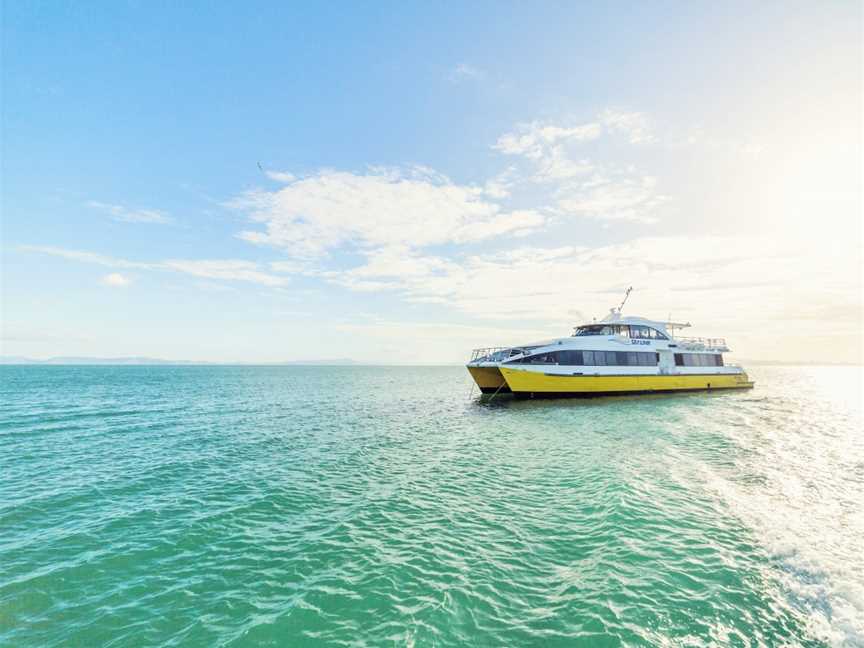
[467,289,754,398]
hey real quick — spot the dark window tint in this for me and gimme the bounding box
[557,350,579,365]
[512,349,661,367]
[575,326,604,336]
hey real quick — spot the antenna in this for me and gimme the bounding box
[617,286,633,314]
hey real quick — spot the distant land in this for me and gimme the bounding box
[0,356,359,366]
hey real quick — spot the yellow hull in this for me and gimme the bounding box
[500,367,754,396]
[466,366,510,394]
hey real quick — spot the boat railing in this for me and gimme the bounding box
[470,347,513,363]
[674,336,729,350]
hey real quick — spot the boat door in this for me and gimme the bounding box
[658,350,675,374]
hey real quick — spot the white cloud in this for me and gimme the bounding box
[492,110,664,223]
[599,109,655,144]
[533,147,594,182]
[493,121,602,159]
[101,273,130,287]
[161,260,288,287]
[87,201,171,224]
[492,110,654,161]
[22,246,288,287]
[265,170,296,183]
[447,63,485,82]
[229,167,545,258]
[309,234,864,363]
[554,173,667,224]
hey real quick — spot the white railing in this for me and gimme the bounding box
[674,336,729,350]
[470,347,506,362]
[470,347,514,362]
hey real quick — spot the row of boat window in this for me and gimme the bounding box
[574,324,668,340]
[675,353,724,367]
[507,350,659,366]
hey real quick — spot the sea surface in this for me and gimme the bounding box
[1,365,862,647]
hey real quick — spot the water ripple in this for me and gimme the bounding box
[1,365,861,646]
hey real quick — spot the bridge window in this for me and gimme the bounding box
[575,326,604,336]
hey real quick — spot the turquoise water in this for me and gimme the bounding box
[1,365,862,647]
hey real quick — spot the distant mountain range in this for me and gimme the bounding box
[0,356,359,366]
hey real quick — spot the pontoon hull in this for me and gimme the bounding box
[499,368,754,398]
[466,366,511,394]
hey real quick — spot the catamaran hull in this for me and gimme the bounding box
[499,367,754,398]
[466,366,511,394]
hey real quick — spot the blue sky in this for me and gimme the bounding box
[2,2,861,363]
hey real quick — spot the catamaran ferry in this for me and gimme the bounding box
[467,290,754,398]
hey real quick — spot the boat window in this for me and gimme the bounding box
[671,353,723,367]
[533,353,557,364]
[574,325,621,336]
[512,350,660,366]
[647,327,669,340]
[559,350,582,365]
[575,326,601,336]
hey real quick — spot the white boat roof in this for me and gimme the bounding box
[583,311,691,333]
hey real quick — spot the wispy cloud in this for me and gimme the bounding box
[493,121,602,159]
[87,201,172,224]
[599,109,655,144]
[318,235,851,342]
[493,109,655,159]
[160,260,287,287]
[492,109,663,223]
[21,245,288,287]
[554,173,667,224]
[447,63,485,82]
[19,245,152,269]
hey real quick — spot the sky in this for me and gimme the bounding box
[1,1,862,364]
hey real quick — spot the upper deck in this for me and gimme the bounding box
[469,314,730,364]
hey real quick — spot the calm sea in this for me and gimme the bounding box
[1,365,861,646]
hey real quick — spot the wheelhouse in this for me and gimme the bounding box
[573,324,668,340]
